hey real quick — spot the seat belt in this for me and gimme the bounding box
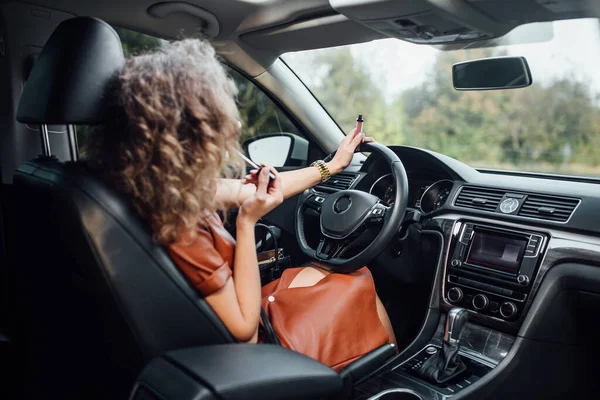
[260,308,280,345]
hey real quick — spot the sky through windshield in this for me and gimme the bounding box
[284,18,600,178]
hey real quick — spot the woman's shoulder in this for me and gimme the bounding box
[170,213,227,244]
[167,213,235,296]
[168,213,234,261]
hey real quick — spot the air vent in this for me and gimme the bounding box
[318,172,358,191]
[454,186,505,212]
[518,194,579,222]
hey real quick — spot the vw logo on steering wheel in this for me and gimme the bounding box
[334,196,352,214]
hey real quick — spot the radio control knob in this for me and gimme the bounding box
[500,302,518,319]
[517,275,529,286]
[472,294,489,311]
[451,259,462,267]
[447,287,463,303]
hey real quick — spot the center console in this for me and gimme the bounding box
[354,312,515,400]
[356,219,550,400]
[444,221,548,326]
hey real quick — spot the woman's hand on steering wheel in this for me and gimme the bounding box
[328,128,375,174]
[295,141,408,273]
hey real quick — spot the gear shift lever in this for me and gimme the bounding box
[417,308,469,384]
[444,307,469,344]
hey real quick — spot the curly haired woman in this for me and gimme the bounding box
[90,39,396,371]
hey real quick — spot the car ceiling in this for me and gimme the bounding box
[1,0,599,74]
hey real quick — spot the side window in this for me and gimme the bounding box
[226,68,309,168]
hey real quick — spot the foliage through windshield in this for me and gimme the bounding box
[284,18,600,178]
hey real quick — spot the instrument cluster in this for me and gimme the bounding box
[369,174,454,213]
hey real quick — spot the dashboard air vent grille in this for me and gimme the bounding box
[318,172,358,191]
[518,194,579,222]
[454,186,505,212]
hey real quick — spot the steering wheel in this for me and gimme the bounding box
[295,142,408,273]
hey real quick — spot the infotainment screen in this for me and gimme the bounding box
[466,229,528,274]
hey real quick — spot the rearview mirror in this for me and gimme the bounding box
[452,56,532,91]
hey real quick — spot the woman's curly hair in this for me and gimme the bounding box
[89,39,244,244]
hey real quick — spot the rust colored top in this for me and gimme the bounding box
[168,213,235,296]
[168,214,390,370]
[261,266,390,371]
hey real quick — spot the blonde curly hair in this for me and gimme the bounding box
[90,39,244,244]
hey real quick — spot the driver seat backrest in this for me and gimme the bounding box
[12,17,234,400]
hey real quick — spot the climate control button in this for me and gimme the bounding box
[499,302,518,319]
[447,287,463,303]
[517,275,530,286]
[472,294,489,311]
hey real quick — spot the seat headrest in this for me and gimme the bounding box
[17,17,125,125]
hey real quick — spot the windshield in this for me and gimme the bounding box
[283,18,600,178]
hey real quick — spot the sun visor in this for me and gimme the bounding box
[240,14,384,53]
[329,0,599,47]
[328,0,512,45]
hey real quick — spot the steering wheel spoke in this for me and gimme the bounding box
[366,202,389,225]
[315,236,346,260]
[304,192,329,213]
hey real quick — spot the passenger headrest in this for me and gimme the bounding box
[17,17,124,125]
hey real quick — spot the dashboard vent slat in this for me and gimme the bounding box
[317,172,359,191]
[518,194,579,222]
[454,187,504,211]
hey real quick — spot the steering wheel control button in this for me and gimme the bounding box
[447,287,463,303]
[499,302,517,319]
[451,259,462,267]
[517,274,530,286]
[472,294,489,311]
[372,208,384,215]
[314,196,325,204]
[333,196,352,214]
[425,346,438,355]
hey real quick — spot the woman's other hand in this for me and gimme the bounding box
[328,127,375,174]
[239,164,283,224]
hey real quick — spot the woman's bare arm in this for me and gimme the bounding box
[216,165,333,209]
[216,128,372,209]
[205,168,283,342]
[204,216,261,342]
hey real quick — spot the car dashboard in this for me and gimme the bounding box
[314,144,600,399]
[354,147,457,214]
[317,145,600,336]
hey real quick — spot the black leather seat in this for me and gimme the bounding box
[12,17,234,399]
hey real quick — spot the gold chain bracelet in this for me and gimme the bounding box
[311,160,331,183]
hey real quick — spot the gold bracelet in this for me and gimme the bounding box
[311,160,331,183]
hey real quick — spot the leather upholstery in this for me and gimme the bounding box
[16,17,124,124]
[339,344,397,398]
[153,344,344,400]
[13,161,235,398]
[11,17,234,399]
